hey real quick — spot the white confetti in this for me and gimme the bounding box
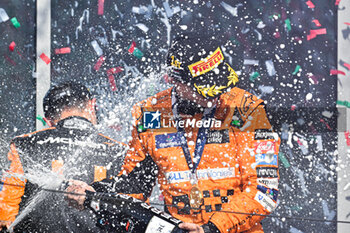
[244,59,259,66]
[220,2,242,17]
[0,8,9,22]
[91,40,103,56]
[135,23,149,33]
[265,60,277,76]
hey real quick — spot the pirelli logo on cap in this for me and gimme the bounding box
[188,47,224,77]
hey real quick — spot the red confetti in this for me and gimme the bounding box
[308,75,319,84]
[312,19,321,27]
[98,0,104,15]
[291,105,296,111]
[273,31,280,38]
[128,41,136,54]
[4,54,16,66]
[307,28,327,40]
[94,55,105,71]
[335,0,341,6]
[345,131,350,146]
[39,53,51,64]
[108,74,117,91]
[320,119,332,130]
[107,67,123,75]
[330,69,346,75]
[343,63,350,70]
[54,47,71,54]
[109,124,122,131]
[306,0,315,8]
[9,41,16,51]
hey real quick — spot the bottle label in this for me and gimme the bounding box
[145,216,175,233]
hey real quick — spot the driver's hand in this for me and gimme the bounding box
[179,222,204,233]
[64,179,95,210]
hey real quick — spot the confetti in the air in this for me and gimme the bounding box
[306,1,315,8]
[312,20,321,27]
[0,8,9,22]
[9,41,16,51]
[330,69,345,75]
[10,17,20,28]
[39,53,51,64]
[98,0,104,15]
[93,55,105,71]
[307,28,327,40]
[54,47,71,54]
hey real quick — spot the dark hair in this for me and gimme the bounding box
[43,82,92,120]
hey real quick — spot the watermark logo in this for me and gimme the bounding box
[143,111,161,129]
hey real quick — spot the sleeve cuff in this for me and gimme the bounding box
[202,221,221,233]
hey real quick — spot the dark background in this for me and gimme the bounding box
[1,0,339,232]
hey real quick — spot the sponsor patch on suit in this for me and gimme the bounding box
[155,133,182,149]
[255,154,278,166]
[254,129,275,140]
[206,129,230,144]
[256,167,278,178]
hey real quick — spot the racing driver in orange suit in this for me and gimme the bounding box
[67,34,281,233]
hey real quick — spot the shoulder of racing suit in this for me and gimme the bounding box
[217,87,265,129]
[132,87,173,133]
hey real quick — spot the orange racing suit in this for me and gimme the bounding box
[0,116,127,232]
[94,86,280,233]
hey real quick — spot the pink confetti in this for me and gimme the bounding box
[108,74,117,91]
[98,0,104,15]
[345,22,350,26]
[306,0,315,8]
[345,131,350,146]
[330,69,346,75]
[343,63,350,70]
[9,41,16,51]
[128,41,136,53]
[320,119,332,130]
[308,75,319,84]
[335,0,341,6]
[94,55,105,71]
[4,54,16,66]
[40,53,51,64]
[291,105,296,111]
[312,19,321,27]
[107,67,123,75]
[109,124,122,131]
[307,28,327,40]
[273,31,281,38]
[54,47,71,54]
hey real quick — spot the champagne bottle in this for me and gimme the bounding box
[85,191,188,233]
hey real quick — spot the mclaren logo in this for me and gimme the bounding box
[37,137,107,150]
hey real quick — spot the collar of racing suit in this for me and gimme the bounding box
[56,116,95,132]
[172,87,204,115]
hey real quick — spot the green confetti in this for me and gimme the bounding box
[36,115,46,126]
[138,124,145,132]
[133,48,143,59]
[278,152,290,168]
[231,120,240,126]
[285,18,291,32]
[337,100,350,108]
[230,37,240,45]
[292,65,301,75]
[291,206,302,212]
[10,17,20,28]
[249,72,260,82]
